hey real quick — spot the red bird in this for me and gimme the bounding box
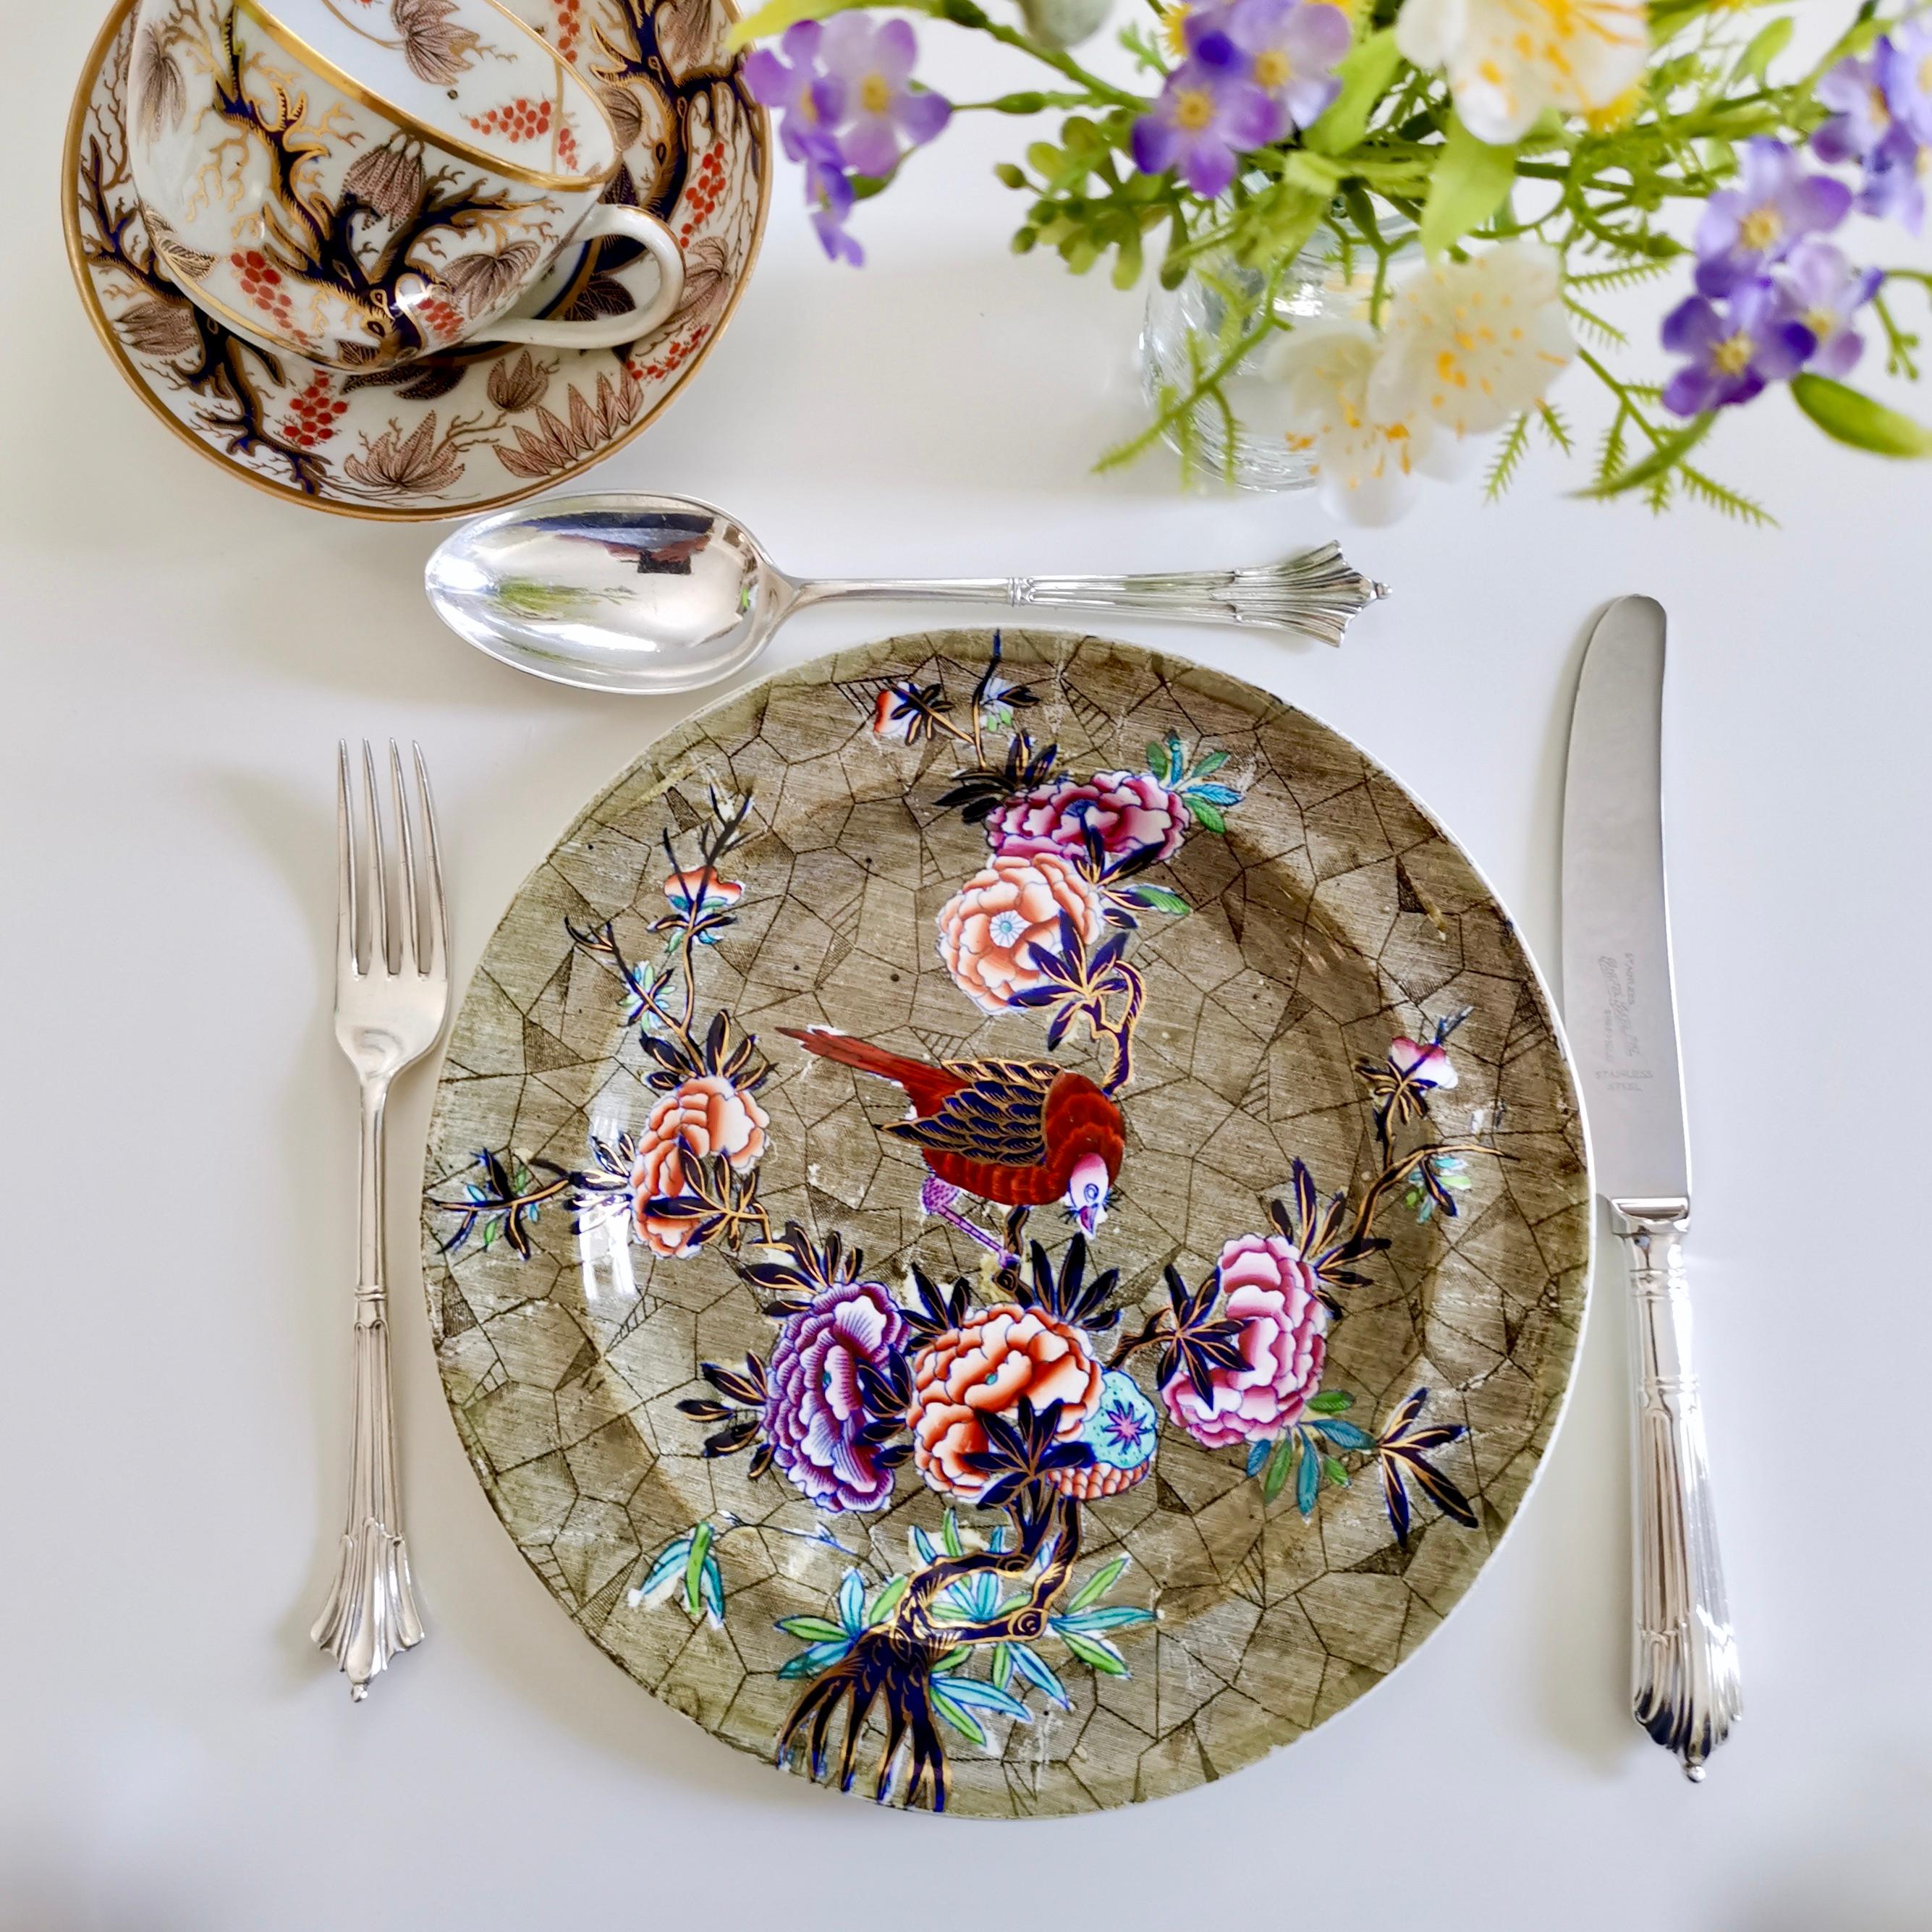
[781,1029,1124,1234]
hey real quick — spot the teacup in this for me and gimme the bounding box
[127,0,683,368]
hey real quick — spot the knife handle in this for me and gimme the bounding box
[1617,1201,1742,1780]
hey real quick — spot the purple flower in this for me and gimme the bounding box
[804,143,864,265]
[1132,27,1285,198]
[763,1276,908,1513]
[1661,279,1816,417]
[743,21,843,163]
[1780,238,1881,378]
[1694,137,1851,297]
[1225,0,1349,131]
[816,14,949,177]
[1813,50,1892,166]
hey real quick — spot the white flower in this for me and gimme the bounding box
[1367,240,1575,438]
[1394,0,1649,144]
[1268,321,1462,525]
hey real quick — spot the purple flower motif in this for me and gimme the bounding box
[743,21,843,164]
[1694,137,1851,298]
[1780,239,1881,378]
[1132,27,1286,199]
[816,14,950,178]
[1224,0,1350,132]
[1661,279,1816,418]
[763,1276,908,1513]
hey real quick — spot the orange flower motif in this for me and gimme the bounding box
[934,851,1102,1014]
[630,1074,769,1258]
[907,1304,1103,1500]
[664,866,744,915]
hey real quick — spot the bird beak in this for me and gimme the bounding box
[1075,1200,1106,1235]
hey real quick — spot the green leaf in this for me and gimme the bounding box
[1191,749,1230,777]
[1580,413,1716,498]
[1145,740,1166,776]
[1321,1455,1351,1488]
[1734,14,1792,82]
[775,1616,847,1643]
[1132,886,1191,918]
[1067,1554,1129,1613]
[1262,1434,1297,1501]
[1305,29,1402,157]
[865,1575,908,1624]
[929,1688,987,1746]
[1058,1630,1130,1675]
[1420,116,1518,258]
[992,1643,1013,1691]
[1185,795,1227,834]
[941,1509,965,1558]
[682,1521,713,1619]
[1791,373,1932,458]
[1307,1390,1355,1414]
[725,0,866,46]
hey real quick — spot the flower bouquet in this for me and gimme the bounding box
[733,0,1932,522]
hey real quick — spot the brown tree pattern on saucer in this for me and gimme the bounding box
[419,632,1590,1817]
[64,0,768,519]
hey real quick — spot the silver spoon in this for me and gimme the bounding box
[425,491,1388,695]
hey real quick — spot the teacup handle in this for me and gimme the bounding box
[485,208,685,350]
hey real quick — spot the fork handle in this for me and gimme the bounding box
[312,1079,424,1697]
[1619,1201,1740,1779]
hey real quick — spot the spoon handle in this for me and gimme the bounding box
[791,543,1386,649]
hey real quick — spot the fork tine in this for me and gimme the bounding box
[389,740,420,975]
[361,740,390,975]
[413,742,448,981]
[336,740,359,979]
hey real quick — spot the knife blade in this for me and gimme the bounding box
[1560,596,1740,1781]
[1560,594,1688,1208]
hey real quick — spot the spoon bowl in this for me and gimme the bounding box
[426,491,1387,694]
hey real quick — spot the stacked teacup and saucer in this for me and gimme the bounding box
[63,0,769,518]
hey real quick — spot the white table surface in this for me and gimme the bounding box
[7,7,1931,1926]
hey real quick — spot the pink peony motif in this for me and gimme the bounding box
[763,1278,908,1512]
[986,770,1187,868]
[630,1074,770,1258]
[1387,1036,1458,1090]
[1161,1234,1329,1448]
[934,850,1103,1013]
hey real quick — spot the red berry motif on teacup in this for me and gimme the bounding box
[556,119,580,173]
[677,146,726,247]
[554,0,580,63]
[232,250,295,334]
[278,370,349,449]
[414,290,465,339]
[469,96,554,144]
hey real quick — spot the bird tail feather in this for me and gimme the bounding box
[779,1028,959,1114]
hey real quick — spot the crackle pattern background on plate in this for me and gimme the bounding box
[420,631,1591,1818]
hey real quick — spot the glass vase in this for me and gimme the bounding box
[1137,231,1416,491]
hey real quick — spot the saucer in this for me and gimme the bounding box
[63,0,769,520]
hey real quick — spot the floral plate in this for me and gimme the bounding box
[420,632,1592,1816]
[63,0,768,520]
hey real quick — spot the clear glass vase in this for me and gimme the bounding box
[1137,230,1415,492]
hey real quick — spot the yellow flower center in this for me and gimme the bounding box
[1158,1,1191,58]
[1712,331,1755,377]
[1803,305,1836,342]
[1873,83,1893,127]
[1585,84,1641,132]
[860,72,891,114]
[1920,55,1932,95]
[1172,86,1216,132]
[1253,48,1292,88]
[1738,206,1783,253]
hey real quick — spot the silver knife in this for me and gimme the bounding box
[1561,596,1741,1781]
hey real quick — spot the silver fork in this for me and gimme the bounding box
[311,741,449,1700]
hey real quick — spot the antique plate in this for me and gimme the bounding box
[420,632,1591,1816]
[63,0,768,520]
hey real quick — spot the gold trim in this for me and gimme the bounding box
[63,0,774,524]
[234,0,613,193]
